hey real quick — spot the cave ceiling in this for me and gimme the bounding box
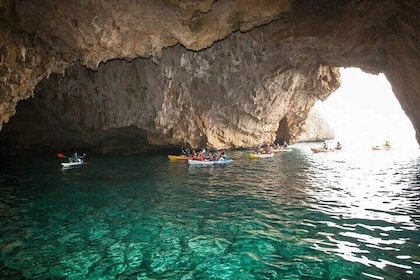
[0,0,418,155]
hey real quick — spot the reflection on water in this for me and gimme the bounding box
[0,144,419,279]
[299,143,420,278]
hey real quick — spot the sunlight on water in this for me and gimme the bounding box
[297,143,420,279]
[0,148,419,279]
[1,67,419,279]
[315,67,418,153]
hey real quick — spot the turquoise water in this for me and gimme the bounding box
[0,144,419,279]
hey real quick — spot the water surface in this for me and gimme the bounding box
[0,144,419,279]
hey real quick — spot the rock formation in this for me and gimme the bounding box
[0,0,418,155]
[293,107,335,143]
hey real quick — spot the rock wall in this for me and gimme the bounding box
[0,0,419,154]
[0,34,338,154]
[293,107,335,143]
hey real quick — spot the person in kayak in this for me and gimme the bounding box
[219,149,227,159]
[70,153,86,162]
[181,146,190,156]
[335,142,342,150]
[263,144,271,154]
[322,141,328,150]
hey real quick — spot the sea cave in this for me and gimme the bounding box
[0,0,419,155]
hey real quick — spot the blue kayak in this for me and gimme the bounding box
[188,158,233,165]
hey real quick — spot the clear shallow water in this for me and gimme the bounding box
[0,144,419,279]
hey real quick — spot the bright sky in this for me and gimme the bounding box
[315,67,418,151]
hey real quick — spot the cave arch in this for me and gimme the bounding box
[315,67,417,149]
[0,0,418,155]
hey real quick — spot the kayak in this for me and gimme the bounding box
[372,145,391,151]
[168,155,193,161]
[311,147,336,153]
[249,153,274,159]
[271,147,293,152]
[188,158,233,165]
[61,160,84,167]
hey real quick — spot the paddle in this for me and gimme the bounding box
[57,153,68,158]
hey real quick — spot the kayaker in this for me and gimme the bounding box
[70,153,86,162]
[181,146,190,156]
[322,142,328,150]
[70,153,78,162]
[209,152,217,161]
[335,142,342,150]
[219,149,227,159]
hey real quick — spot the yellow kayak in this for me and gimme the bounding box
[249,153,274,159]
[168,155,193,161]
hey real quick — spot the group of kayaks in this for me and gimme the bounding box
[60,140,393,168]
[169,146,293,165]
[311,145,392,153]
[311,141,392,153]
[168,155,233,165]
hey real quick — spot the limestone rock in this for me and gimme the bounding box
[0,38,339,154]
[0,0,418,154]
[294,108,335,143]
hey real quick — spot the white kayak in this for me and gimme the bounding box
[311,147,336,153]
[188,158,233,165]
[271,147,293,152]
[61,160,84,167]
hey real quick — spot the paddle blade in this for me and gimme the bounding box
[57,153,66,158]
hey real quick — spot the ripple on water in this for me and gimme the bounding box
[0,148,419,279]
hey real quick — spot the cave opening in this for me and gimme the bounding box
[315,67,417,151]
[1,65,418,157]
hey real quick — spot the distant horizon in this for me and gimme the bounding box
[315,67,418,151]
